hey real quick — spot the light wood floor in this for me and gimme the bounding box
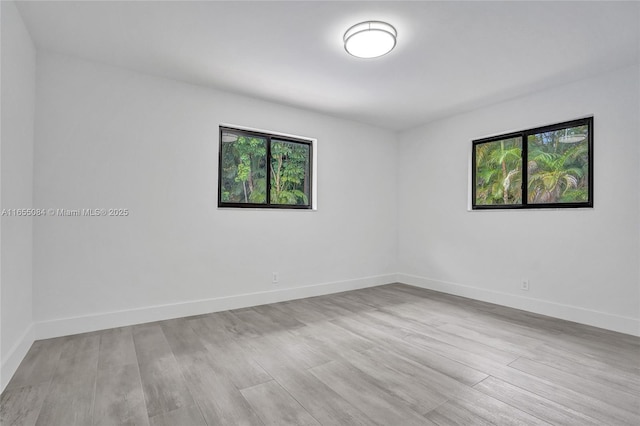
[2,283,639,425]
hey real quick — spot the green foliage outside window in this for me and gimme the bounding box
[270,141,310,205]
[219,128,312,208]
[475,137,523,205]
[473,118,592,209]
[527,126,589,204]
[221,135,267,203]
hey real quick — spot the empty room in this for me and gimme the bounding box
[1,1,639,425]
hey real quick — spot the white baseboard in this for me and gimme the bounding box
[36,274,399,340]
[1,323,36,393]
[397,273,640,337]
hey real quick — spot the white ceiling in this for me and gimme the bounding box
[16,1,640,131]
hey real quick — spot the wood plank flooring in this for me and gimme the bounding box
[2,283,639,425]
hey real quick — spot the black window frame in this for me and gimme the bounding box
[472,117,593,210]
[218,126,313,209]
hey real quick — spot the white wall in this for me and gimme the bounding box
[1,1,37,390]
[397,65,640,335]
[32,52,398,337]
[28,53,640,338]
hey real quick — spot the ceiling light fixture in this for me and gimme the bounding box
[558,134,586,143]
[344,21,397,59]
[221,132,239,143]
[558,128,587,144]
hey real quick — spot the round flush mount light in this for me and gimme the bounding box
[344,21,397,59]
[558,134,586,143]
[558,128,587,144]
[221,132,238,143]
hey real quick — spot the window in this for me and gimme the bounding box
[472,117,593,209]
[218,126,313,209]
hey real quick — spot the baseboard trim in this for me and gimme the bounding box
[397,273,640,337]
[36,274,398,340]
[1,323,36,393]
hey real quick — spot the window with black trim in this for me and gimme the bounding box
[218,126,312,209]
[472,117,593,209]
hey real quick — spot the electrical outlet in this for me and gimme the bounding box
[272,272,279,284]
[521,280,530,291]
